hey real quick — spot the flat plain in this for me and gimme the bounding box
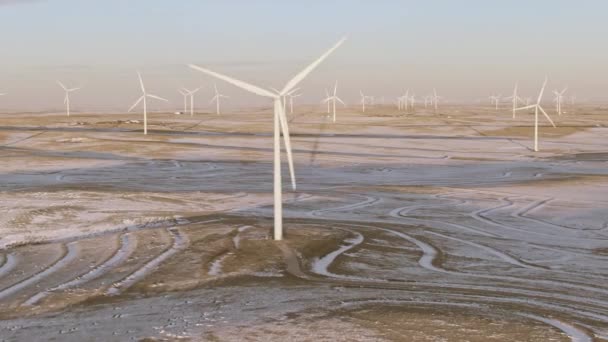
[0,105,607,341]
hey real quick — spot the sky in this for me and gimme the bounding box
[1,0,608,112]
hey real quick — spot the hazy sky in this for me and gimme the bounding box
[1,0,608,112]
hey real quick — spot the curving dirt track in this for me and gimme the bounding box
[0,106,607,341]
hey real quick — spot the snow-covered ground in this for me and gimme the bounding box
[0,106,607,341]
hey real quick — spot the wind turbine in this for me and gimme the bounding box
[432,88,441,113]
[178,89,188,114]
[397,90,409,112]
[515,78,557,152]
[505,83,524,119]
[57,81,81,117]
[489,94,502,111]
[409,93,416,112]
[189,37,346,241]
[322,81,345,123]
[360,91,373,113]
[424,95,432,109]
[184,87,201,116]
[210,84,229,115]
[553,87,567,116]
[287,91,302,114]
[128,72,168,135]
[274,87,300,115]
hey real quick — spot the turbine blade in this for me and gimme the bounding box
[280,36,347,95]
[209,95,218,104]
[515,105,536,111]
[189,64,276,98]
[147,94,169,102]
[539,106,557,128]
[277,102,296,191]
[333,81,338,96]
[336,97,345,105]
[137,71,146,93]
[537,77,548,104]
[128,96,144,112]
[57,81,67,91]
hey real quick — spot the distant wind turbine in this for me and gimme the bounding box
[397,90,409,111]
[210,84,228,115]
[178,89,188,114]
[189,37,347,241]
[287,91,302,114]
[489,94,502,111]
[322,81,345,123]
[184,87,201,116]
[360,91,372,113]
[128,72,168,135]
[553,87,567,116]
[57,81,81,117]
[409,93,416,112]
[432,88,441,113]
[505,83,524,118]
[515,78,557,152]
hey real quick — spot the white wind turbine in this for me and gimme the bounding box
[409,93,416,112]
[553,87,567,116]
[178,89,188,114]
[424,95,432,109]
[57,81,81,117]
[287,91,302,114]
[128,72,169,135]
[184,87,201,116]
[274,87,300,115]
[210,84,229,115]
[431,88,441,113]
[397,90,409,111]
[322,81,345,123]
[505,83,524,119]
[323,89,331,114]
[359,91,373,113]
[515,78,557,152]
[189,37,346,241]
[489,94,502,111]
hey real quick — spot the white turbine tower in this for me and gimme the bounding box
[128,72,168,135]
[210,84,229,115]
[515,78,557,152]
[553,87,567,116]
[184,87,201,116]
[189,37,346,241]
[505,83,524,119]
[57,81,81,117]
[322,81,345,123]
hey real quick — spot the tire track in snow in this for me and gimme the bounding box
[425,231,545,270]
[310,195,382,218]
[106,228,187,296]
[389,205,498,237]
[24,233,136,306]
[519,313,593,342]
[0,254,17,279]
[0,243,79,301]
